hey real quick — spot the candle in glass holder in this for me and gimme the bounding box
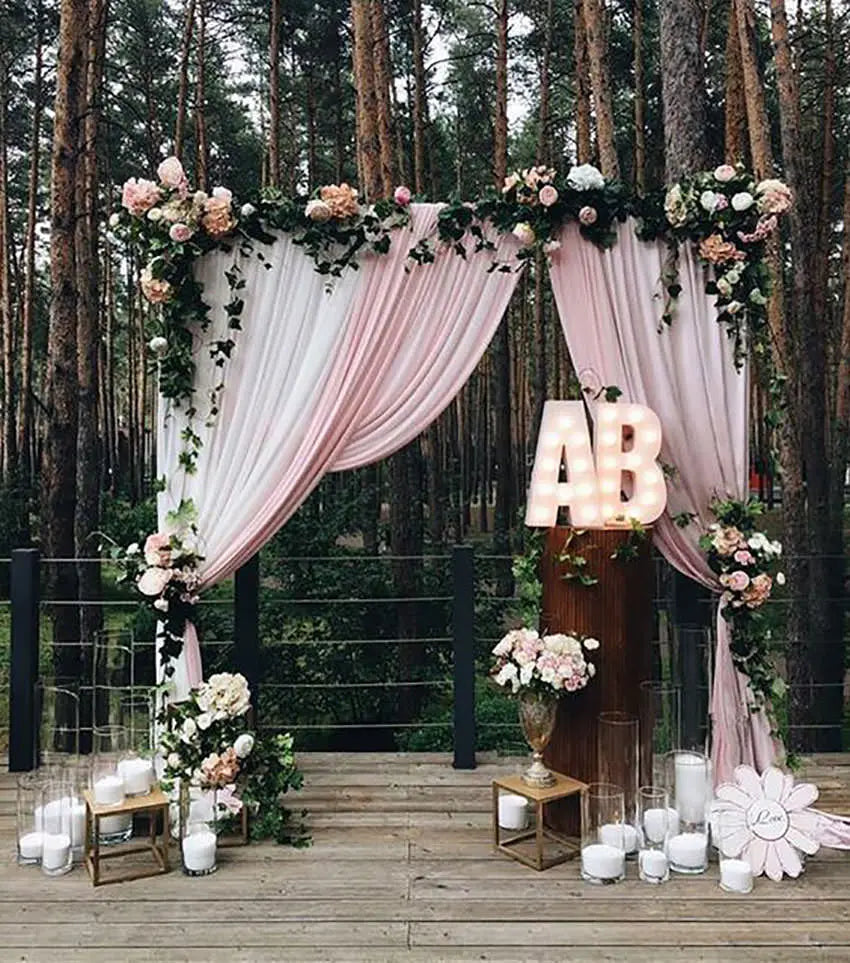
[18,831,44,863]
[720,858,754,894]
[643,808,669,845]
[581,843,625,882]
[668,831,708,873]
[41,832,72,875]
[674,752,708,824]
[639,847,669,883]
[182,829,217,874]
[600,822,638,854]
[118,757,154,796]
[94,774,125,806]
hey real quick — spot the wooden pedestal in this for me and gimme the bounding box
[540,527,653,830]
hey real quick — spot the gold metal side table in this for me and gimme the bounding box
[492,771,586,871]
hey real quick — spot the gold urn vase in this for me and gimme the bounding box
[517,689,558,788]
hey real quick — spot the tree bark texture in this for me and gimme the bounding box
[174,0,196,160]
[724,0,747,164]
[574,0,593,164]
[268,0,281,187]
[583,0,619,179]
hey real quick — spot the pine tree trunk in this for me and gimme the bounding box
[47,0,87,677]
[352,0,382,199]
[411,0,427,194]
[583,0,619,179]
[268,0,281,188]
[574,0,593,164]
[174,0,196,159]
[194,0,208,191]
[724,0,747,164]
[633,0,646,193]
[0,72,15,482]
[659,0,708,181]
[369,0,395,197]
[493,0,508,186]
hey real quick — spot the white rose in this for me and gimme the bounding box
[700,190,719,213]
[196,712,213,731]
[157,156,186,189]
[153,597,169,613]
[305,198,332,222]
[108,212,121,228]
[234,734,255,758]
[166,752,181,769]
[127,542,139,555]
[714,164,737,183]
[731,191,754,212]
[772,541,782,556]
[240,203,256,218]
[148,336,168,357]
[212,186,233,204]
[493,635,513,657]
[147,207,163,222]
[583,637,600,651]
[512,222,536,247]
[519,663,534,686]
[716,277,733,297]
[193,190,208,206]
[181,717,197,742]
[137,566,170,597]
[776,572,786,586]
[566,163,605,192]
[495,663,518,687]
[726,300,743,315]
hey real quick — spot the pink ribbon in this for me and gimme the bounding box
[183,620,204,690]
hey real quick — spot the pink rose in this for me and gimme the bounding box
[579,205,598,226]
[211,186,233,205]
[538,185,559,207]
[144,532,172,567]
[733,550,755,566]
[122,177,162,216]
[714,194,729,210]
[756,179,793,215]
[727,570,750,592]
[714,164,737,183]
[137,567,171,597]
[169,222,193,242]
[157,156,188,194]
[140,269,172,304]
[393,185,411,206]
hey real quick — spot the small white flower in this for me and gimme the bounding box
[147,207,163,222]
[512,222,536,247]
[772,540,782,556]
[495,663,518,687]
[731,191,754,212]
[193,190,208,206]
[726,300,743,315]
[543,239,561,255]
[587,663,596,677]
[776,572,786,586]
[153,597,169,613]
[109,212,121,228]
[196,712,213,730]
[519,663,534,686]
[127,542,139,555]
[749,288,767,305]
[700,190,719,213]
[240,203,256,218]
[583,637,600,651]
[181,717,197,742]
[148,336,168,357]
[234,733,255,758]
[166,752,181,769]
[716,277,733,297]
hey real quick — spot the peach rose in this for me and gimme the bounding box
[140,268,173,304]
[698,233,744,264]
[319,183,359,219]
[756,179,793,215]
[157,156,188,194]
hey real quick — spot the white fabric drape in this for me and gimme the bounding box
[549,220,775,781]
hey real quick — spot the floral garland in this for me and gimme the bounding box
[491,627,600,695]
[699,497,786,711]
[112,527,202,675]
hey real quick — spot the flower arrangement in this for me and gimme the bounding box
[112,527,203,674]
[700,497,785,709]
[491,628,600,695]
[638,165,793,363]
[158,672,254,794]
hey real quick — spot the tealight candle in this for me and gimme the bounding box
[581,843,625,883]
[498,794,529,830]
[668,832,708,874]
[182,829,217,874]
[639,848,668,883]
[41,832,71,875]
[18,830,44,863]
[94,774,125,806]
[600,822,638,853]
[118,757,154,797]
[720,858,753,894]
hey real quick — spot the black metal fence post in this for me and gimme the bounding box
[9,548,40,772]
[452,544,476,769]
[234,554,261,718]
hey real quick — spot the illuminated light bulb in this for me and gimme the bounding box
[639,490,658,505]
[628,406,645,423]
[601,455,618,470]
[576,482,595,497]
[533,507,551,523]
[558,415,574,429]
[542,431,560,447]
[536,482,555,497]
[644,429,660,445]
[600,431,618,446]
[600,407,617,423]
[572,458,589,473]
[642,471,660,485]
[569,433,586,448]
[623,452,642,469]
[557,483,574,500]
[540,458,557,472]
[600,479,618,494]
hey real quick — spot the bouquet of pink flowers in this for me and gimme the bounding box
[491,628,600,696]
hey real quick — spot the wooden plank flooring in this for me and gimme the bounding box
[2,752,850,962]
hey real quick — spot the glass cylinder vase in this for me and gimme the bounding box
[638,785,670,883]
[16,772,46,865]
[517,689,558,788]
[597,711,639,854]
[92,725,133,844]
[39,780,73,877]
[179,782,218,877]
[716,808,754,894]
[581,783,626,884]
[35,681,80,774]
[639,681,682,787]
[665,750,709,874]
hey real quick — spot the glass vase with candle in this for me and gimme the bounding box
[581,783,626,884]
[16,772,46,865]
[92,724,133,844]
[639,681,682,787]
[715,807,754,894]
[597,711,639,855]
[638,786,670,883]
[179,782,218,876]
[665,750,709,874]
[39,780,73,877]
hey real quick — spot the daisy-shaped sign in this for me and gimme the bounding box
[713,765,820,881]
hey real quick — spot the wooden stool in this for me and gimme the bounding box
[492,771,585,871]
[83,787,171,886]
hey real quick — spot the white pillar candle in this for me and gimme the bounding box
[67,800,87,848]
[94,774,125,806]
[674,753,708,824]
[40,798,67,834]
[720,858,753,894]
[498,794,528,830]
[599,822,638,853]
[581,843,625,881]
[639,848,668,881]
[668,832,708,872]
[182,830,217,873]
[18,831,44,861]
[99,813,133,837]
[118,757,154,796]
[41,832,71,873]
[643,808,669,845]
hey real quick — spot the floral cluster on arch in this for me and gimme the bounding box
[491,628,600,696]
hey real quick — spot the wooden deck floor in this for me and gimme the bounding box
[2,752,850,962]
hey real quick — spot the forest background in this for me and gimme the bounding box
[1,0,849,753]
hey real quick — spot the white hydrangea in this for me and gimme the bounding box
[566,163,605,192]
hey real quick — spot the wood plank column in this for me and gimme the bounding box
[541,526,653,830]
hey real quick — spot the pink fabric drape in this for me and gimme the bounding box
[549,221,776,783]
